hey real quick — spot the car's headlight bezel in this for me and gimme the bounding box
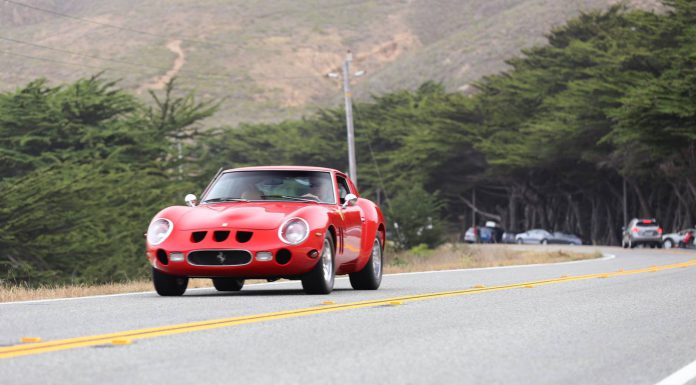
[278,217,310,245]
[147,218,173,246]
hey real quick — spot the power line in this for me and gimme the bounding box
[0,49,259,101]
[0,35,236,80]
[2,0,228,48]
[1,49,120,73]
[0,36,323,83]
[251,0,379,20]
[3,0,382,49]
[0,49,322,102]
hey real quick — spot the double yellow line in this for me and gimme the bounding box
[2,258,695,359]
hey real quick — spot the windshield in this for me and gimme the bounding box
[202,170,336,204]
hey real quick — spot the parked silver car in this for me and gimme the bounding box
[621,218,663,248]
[550,232,583,245]
[515,229,553,244]
[515,229,582,245]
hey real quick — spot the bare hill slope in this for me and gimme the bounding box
[0,0,661,126]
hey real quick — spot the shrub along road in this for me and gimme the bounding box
[0,246,695,385]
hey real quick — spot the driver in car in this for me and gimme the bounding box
[303,176,333,202]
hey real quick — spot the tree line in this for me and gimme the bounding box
[1,0,693,285]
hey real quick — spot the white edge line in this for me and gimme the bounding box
[655,358,696,385]
[0,251,617,306]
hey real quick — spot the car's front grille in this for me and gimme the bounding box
[187,250,252,266]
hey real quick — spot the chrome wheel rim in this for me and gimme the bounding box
[321,239,333,283]
[372,239,382,278]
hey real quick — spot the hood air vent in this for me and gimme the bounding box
[236,231,253,243]
[214,231,230,242]
[191,231,207,243]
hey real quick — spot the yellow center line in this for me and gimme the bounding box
[2,258,695,359]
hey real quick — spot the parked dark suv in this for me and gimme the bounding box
[622,218,663,248]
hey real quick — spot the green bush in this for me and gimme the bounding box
[385,184,444,249]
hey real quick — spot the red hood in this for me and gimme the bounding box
[175,202,315,230]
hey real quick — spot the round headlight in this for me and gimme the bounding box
[147,218,173,245]
[279,218,309,245]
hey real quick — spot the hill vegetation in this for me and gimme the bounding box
[1,0,661,126]
[1,0,694,285]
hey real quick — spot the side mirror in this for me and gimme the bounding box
[342,193,358,209]
[185,194,198,207]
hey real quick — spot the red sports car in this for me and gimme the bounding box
[145,166,385,295]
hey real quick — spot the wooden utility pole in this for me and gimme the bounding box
[341,50,357,185]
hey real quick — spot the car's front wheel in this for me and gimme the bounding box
[153,268,188,296]
[302,235,335,294]
[212,278,244,291]
[349,235,383,290]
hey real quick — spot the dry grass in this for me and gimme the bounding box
[0,244,600,303]
[0,279,213,303]
[383,243,600,274]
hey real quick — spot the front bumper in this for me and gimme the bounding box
[146,227,325,278]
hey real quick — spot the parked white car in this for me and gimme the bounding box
[662,229,695,249]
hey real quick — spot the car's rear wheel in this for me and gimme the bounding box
[349,235,383,290]
[517,238,524,244]
[541,239,548,245]
[212,278,244,291]
[152,268,188,296]
[663,239,673,249]
[301,235,335,294]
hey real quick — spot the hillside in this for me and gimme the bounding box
[0,0,661,126]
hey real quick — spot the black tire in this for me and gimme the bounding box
[349,235,383,290]
[655,242,663,249]
[663,239,673,249]
[212,278,245,291]
[152,267,188,296]
[517,238,524,244]
[302,235,335,294]
[629,239,635,249]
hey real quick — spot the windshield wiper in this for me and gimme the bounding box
[260,195,318,203]
[201,197,248,204]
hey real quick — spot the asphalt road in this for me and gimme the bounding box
[1,246,695,385]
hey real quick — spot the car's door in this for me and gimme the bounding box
[525,230,538,243]
[335,174,363,263]
[517,231,529,244]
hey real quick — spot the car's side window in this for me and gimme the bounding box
[336,176,351,205]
